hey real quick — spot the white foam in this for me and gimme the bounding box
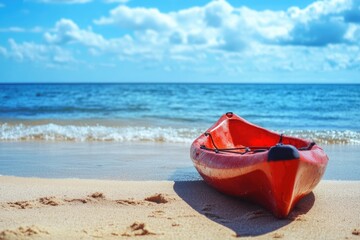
[0,123,201,143]
[283,129,360,145]
[1,123,359,144]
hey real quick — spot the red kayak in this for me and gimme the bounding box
[190,112,328,218]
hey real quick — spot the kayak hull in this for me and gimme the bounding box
[190,113,328,218]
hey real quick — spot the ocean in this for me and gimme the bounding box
[0,83,359,180]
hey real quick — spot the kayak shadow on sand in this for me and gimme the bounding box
[173,181,315,237]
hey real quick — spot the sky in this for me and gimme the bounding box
[0,0,359,83]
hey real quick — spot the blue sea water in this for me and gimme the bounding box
[0,83,359,180]
[1,83,360,144]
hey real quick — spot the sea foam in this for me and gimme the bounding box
[0,123,201,143]
[1,122,360,145]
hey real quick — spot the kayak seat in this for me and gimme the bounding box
[268,144,300,161]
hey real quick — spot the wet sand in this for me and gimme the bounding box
[0,176,359,239]
[0,142,359,180]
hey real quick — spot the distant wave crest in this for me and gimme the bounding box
[1,123,360,145]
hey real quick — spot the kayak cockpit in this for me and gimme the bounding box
[200,112,313,155]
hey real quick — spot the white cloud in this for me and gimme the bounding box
[281,0,357,46]
[324,45,360,70]
[203,0,233,28]
[345,23,360,42]
[3,0,360,75]
[9,39,47,62]
[4,38,76,67]
[288,0,352,22]
[93,0,327,52]
[94,5,177,31]
[44,18,134,54]
[44,0,360,73]
[45,19,107,46]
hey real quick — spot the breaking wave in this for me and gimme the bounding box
[282,130,360,145]
[1,122,360,144]
[0,123,201,143]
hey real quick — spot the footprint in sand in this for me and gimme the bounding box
[7,201,32,209]
[7,197,62,209]
[144,193,170,204]
[0,226,49,239]
[115,199,144,206]
[121,222,156,236]
[6,195,89,210]
[88,192,105,199]
[5,193,172,212]
[65,198,88,204]
[38,196,62,206]
[62,193,104,204]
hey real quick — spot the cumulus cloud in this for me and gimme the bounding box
[94,5,176,31]
[44,18,140,58]
[281,0,358,46]
[287,0,352,22]
[4,38,76,67]
[203,0,233,28]
[93,0,360,52]
[3,0,360,74]
[40,0,360,72]
[345,23,360,42]
[44,19,108,46]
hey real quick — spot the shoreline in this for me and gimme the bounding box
[1,142,360,181]
[1,176,359,239]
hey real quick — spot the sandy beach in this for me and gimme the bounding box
[0,176,359,240]
[0,142,359,239]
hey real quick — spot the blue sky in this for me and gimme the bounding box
[0,0,359,83]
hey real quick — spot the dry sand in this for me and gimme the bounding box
[0,176,359,240]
